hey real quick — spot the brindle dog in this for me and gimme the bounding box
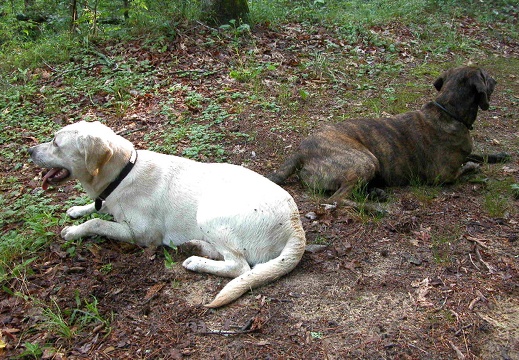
[268,67,507,209]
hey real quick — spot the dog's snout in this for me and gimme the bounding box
[28,146,35,156]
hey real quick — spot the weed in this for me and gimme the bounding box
[483,178,516,218]
[511,184,519,199]
[163,247,177,270]
[409,182,440,204]
[313,235,329,245]
[71,295,112,336]
[430,226,462,265]
[99,263,113,275]
[18,342,44,359]
[41,299,76,339]
[39,294,112,341]
[310,331,323,340]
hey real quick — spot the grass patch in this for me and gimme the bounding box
[430,225,463,265]
[482,177,517,218]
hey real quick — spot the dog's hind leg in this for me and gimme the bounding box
[267,154,303,184]
[182,228,252,278]
[328,161,386,215]
[183,253,251,278]
[179,240,223,260]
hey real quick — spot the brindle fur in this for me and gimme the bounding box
[268,67,504,205]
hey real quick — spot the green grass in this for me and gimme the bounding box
[483,177,517,218]
[430,225,463,265]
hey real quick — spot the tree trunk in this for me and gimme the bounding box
[70,0,78,32]
[123,0,129,20]
[202,0,249,26]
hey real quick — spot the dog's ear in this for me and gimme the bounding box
[473,69,496,110]
[81,135,114,177]
[433,76,444,91]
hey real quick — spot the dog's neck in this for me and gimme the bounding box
[432,101,473,130]
[93,150,138,210]
[80,144,136,201]
[432,98,478,130]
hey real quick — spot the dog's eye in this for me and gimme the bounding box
[52,138,59,147]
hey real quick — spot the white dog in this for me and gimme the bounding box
[29,121,306,308]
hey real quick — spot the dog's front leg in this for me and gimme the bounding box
[61,218,135,243]
[456,161,480,179]
[66,202,97,219]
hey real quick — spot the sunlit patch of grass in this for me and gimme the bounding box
[430,225,463,265]
[482,177,517,218]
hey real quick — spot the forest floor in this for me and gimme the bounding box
[1,16,519,359]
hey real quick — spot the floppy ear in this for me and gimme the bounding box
[433,76,444,91]
[473,69,496,110]
[81,135,114,177]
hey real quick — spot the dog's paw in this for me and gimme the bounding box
[66,205,91,219]
[182,256,206,273]
[61,225,81,240]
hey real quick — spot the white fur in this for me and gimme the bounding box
[30,121,306,308]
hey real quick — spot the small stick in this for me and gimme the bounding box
[465,236,489,249]
[449,341,466,359]
[475,247,495,273]
[468,253,481,271]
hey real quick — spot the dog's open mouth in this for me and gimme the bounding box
[41,168,70,190]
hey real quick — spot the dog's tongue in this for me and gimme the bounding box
[41,168,61,190]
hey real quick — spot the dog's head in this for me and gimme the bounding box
[29,121,132,191]
[433,67,496,111]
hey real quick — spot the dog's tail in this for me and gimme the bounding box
[204,209,306,308]
[267,154,303,185]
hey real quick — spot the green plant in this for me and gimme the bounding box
[163,247,177,270]
[482,178,516,218]
[430,226,462,265]
[310,331,323,339]
[18,342,44,359]
[512,184,519,199]
[99,263,113,274]
[71,295,112,336]
[41,299,76,339]
[314,234,332,246]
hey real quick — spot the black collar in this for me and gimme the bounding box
[433,101,472,130]
[95,150,137,211]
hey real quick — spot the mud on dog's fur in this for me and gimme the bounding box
[268,66,506,207]
[29,121,306,308]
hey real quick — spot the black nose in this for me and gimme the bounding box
[28,147,34,155]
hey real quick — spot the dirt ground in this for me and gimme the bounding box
[1,21,519,359]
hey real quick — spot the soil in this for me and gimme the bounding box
[1,20,519,359]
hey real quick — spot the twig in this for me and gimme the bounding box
[449,341,466,359]
[198,328,256,336]
[475,247,496,273]
[468,297,479,310]
[195,20,234,40]
[116,127,147,136]
[468,253,481,271]
[465,236,489,249]
[469,289,489,310]
[454,323,473,336]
